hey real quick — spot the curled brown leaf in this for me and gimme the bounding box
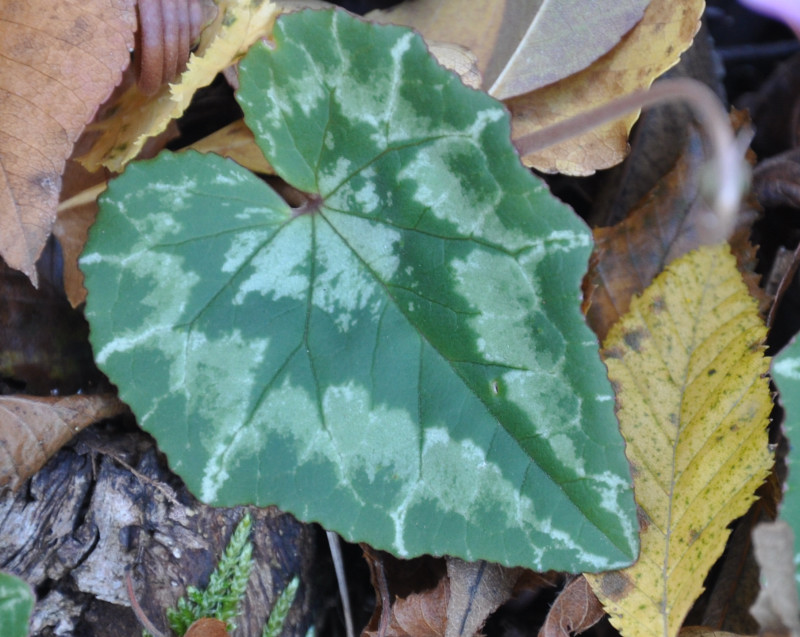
[0,393,126,492]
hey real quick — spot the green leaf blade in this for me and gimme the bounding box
[0,572,34,637]
[83,9,637,571]
[772,337,800,585]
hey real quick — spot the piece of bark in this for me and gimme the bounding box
[0,423,322,637]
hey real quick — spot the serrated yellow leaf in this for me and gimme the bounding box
[508,0,704,175]
[80,0,279,172]
[585,244,773,637]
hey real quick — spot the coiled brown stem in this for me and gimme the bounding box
[135,0,218,95]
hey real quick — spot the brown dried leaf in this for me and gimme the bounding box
[363,551,448,637]
[185,618,231,637]
[445,558,520,637]
[538,576,605,637]
[392,577,449,637]
[0,0,136,285]
[583,113,766,342]
[507,0,703,175]
[0,394,125,492]
[54,198,101,308]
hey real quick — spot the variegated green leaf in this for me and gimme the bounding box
[772,337,800,584]
[81,9,637,571]
[0,572,33,637]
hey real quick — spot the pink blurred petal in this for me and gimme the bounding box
[739,0,800,37]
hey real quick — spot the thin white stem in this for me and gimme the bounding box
[514,77,750,238]
[327,530,355,637]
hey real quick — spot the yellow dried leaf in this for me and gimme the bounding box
[80,0,279,172]
[508,0,703,175]
[585,244,773,637]
[187,118,274,174]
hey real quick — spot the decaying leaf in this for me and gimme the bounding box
[386,577,449,637]
[363,551,449,637]
[0,0,136,284]
[0,394,125,492]
[368,0,648,100]
[444,558,520,637]
[583,110,765,342]
[539,576,605,637]
[362,555,518,637]
[508,0,704,175]
[586,244,773,637]
[79,0,279,172]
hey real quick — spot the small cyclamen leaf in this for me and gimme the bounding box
[82,9,637,571]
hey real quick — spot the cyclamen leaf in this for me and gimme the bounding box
[771,335,800,585]
[585,244,773,637]
[81,9,637,571]
[0,571,33,637]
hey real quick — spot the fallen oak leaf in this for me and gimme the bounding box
[0,394,126,492]
[0,0,136,285]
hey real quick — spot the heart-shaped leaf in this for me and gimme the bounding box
[81,9,637,571]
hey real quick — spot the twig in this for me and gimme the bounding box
[327,530,355,637]
[514,77,751,240]
[768,241,800,329]
[126,568,167,637]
